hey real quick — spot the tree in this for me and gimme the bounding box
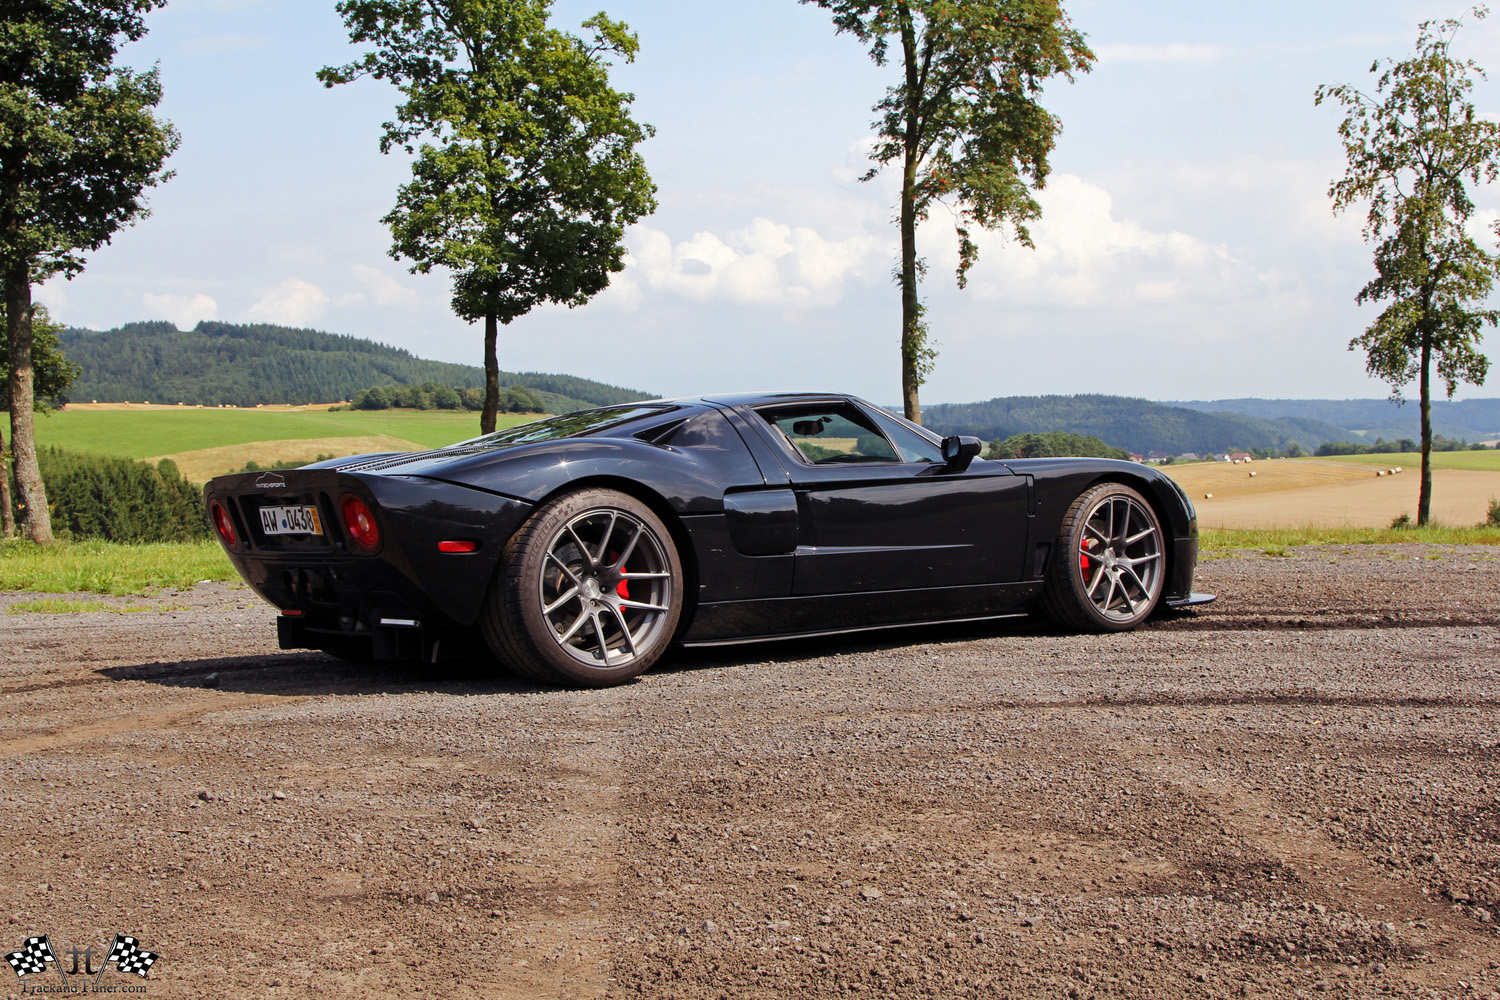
[1317,8,1500,525]
[321,0,656,434]
[1,304,82,408]
[1,1,178,542]
[1,304,80,537]
[802,0,1092,424]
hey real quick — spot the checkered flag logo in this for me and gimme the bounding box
[4,935,57,978]
[103,934,157,978]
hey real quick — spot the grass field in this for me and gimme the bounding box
[33,407,539,480]
[1164,455,1500,529]
[0,539,237,594]
[1325,449,1500,471]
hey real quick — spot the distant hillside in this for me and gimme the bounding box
[59,320,651,412]
[1173,397,1500,444]
[922,395,1352,455]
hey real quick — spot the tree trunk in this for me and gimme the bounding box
[1417,333,1433,526]
[5,265,52,543]
[898,3,922,426]
[0,419,14,538]
[899,165,922,426]
[480,310,500,435]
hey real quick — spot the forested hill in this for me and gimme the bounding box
[59,321,651,411]
[921,395,1352,455]
[1172,397,1500,445]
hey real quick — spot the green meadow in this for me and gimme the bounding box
[1324,449,1500,471]
[33,407,529,459]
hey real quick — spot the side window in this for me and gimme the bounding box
[757,403,899,464]
[872,411,944,464]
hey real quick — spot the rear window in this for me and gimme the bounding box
[454,405,668,448]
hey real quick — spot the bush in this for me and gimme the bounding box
[234,454,335,474]
[1390,512,1412,529]
[984,431,1129,461]
[32,448,208,542]
[1488,497,1500,528]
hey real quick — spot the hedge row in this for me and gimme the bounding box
[18,448,210,543]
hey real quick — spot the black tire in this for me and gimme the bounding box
[1040,482,1165,632]
[480,488,683,687]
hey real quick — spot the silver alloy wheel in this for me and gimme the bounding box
[1076,493,1164,623]
[537,507,675,668]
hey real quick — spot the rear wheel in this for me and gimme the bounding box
[1040,482,1165,631]
[481,488,682,687]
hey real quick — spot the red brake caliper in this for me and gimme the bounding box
[1080,537,1097,576]
[608,550,630,600]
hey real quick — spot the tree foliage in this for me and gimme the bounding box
[984,430,1127,460]
[60,320,647,409]
[321,0,656,433]
[21,448,207,543]
[1,0,178,542]
[1317,7,1500,524]
[349,380,543,412]
[921,394,1349,456]
[0,304,80,408]
[803,0,1091,423]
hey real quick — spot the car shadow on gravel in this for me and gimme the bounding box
[98,652,554,697]
[661,611,1101,674]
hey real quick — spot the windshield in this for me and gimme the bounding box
[452,405,668,448]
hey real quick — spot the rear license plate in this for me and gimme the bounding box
[259,504,323,536]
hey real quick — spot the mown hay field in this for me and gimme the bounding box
[1165,455,1500,528]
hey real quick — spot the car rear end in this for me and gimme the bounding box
[206,467,531,663]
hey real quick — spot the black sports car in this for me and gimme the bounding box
[206,393,1212,686]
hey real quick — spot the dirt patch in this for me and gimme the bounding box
[1167,462,1500,528]
[1,548,1498,998]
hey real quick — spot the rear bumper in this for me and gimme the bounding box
[208,471,532,641]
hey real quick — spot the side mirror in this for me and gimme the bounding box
[941,435,982,472]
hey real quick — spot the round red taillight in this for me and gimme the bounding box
[210,500,237,547]
[341,494,380,550]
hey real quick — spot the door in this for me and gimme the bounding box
[746,400,1030,596]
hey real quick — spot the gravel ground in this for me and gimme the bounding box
[1,544,1498,999]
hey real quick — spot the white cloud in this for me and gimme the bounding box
[342,264,422,309]
[246,278,329,326]
[143,292,218,329]
[34,278,69,314]
[941,174,1276,309]
[623,217,885,309]
[1097,43,1228,63]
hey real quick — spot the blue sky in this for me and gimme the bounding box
[37,0,1500,404]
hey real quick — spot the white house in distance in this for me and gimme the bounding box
[1227,451,1252,463]
[1145,450,1172,464]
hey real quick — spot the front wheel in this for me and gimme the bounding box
[481,489,683,687]
[1040,482,1166,632]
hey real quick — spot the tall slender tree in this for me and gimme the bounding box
[321,0,656,434]
[1,1,178,542]
[1317,8,1500,525]
[1,304,79,537]
[802,0,1092,423]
